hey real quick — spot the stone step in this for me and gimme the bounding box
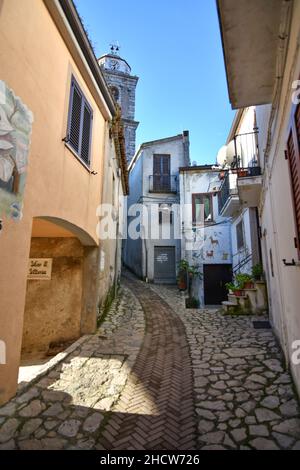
[222,301,239,315]
[228,294,238,304]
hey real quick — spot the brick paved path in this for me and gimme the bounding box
[1,274,300,450]
[97,276,196,450]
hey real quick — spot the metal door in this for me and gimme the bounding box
[203,264,232,305]
[154,246,176,284]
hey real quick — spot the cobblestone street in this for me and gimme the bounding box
[0,274,300,450]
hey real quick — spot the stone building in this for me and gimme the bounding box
[216,107,262,276]
[124,132,190,283]
[179,166,232,307]
[217,0,300,396]
[98,49,139,165]
[0,0,128,404]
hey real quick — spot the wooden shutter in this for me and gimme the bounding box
[153,155,161,174]
[67,78,92,167]
[69,83,82,153]
[162,155,170,175]
[192,194,201,224]
[286,103,300,258]
[81,103,92,165]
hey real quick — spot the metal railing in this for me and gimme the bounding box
[233,253,253,274]
[149,175,177,193]
[233,166,262,178]
[218,172,238,214]
[218,166,262,214]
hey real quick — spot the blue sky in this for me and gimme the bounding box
[75,0,235,164]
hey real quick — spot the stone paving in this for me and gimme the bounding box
[149,283,300,450]
[0,274,300,450]
[0,285,145,449]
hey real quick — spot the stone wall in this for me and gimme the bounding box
[21,238,84,355]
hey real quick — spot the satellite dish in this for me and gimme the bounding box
[216,145,227,166]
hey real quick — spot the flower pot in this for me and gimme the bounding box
[244,282,254,289]
[237,169,248,178]
[234,290,244,297]
[178,279,187,291]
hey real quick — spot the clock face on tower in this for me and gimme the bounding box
[109,59,120,71]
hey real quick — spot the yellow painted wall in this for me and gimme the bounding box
[0,0,109,402]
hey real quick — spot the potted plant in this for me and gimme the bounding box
[252,263,264,281]
[185,296,200,308]
[225,281,244,297]
[237,168,248,178]
[225,282,235,294]
[177,259,189,291]
[235,273,254,289]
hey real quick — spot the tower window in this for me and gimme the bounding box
[110,86,120,103]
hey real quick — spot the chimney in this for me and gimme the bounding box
[182,130,190,166]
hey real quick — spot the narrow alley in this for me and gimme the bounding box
[1,273,300,450]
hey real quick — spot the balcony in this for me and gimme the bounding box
[218,171,240,217]
[237,166,262,208]
[149,175,178,194]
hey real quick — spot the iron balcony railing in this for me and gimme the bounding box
[232,166,262,178]
[149,174,178,193]
[218,166,262,214]
[218,171,238,214]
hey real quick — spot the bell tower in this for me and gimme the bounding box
[98,45,139,165]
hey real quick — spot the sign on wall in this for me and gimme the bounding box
[28,259,53,280]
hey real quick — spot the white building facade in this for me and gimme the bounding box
[124,132,190,283]
[217,107,262,277]
[179,166,232,306]
[217,0,300,396]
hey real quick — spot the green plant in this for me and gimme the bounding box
[235,273,253,289]
[252,263,263,280]
[177,260,202,280]
[225,282,235,292]
[188,264,202,279]
[178,259,189,271]
[185,297,200,308]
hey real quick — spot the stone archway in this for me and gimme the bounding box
[19,217,99,382]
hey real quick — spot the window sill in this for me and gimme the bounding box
[192,222,216,227]
[64,142,91,173]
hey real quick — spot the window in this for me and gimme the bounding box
[67,77,93,167]
[153,154,170,191]
[286,102,300,259]
[236,220,245,250]
[192,194,213,224]
[159,204,173,225]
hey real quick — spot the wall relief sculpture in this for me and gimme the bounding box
[0,80,33,222]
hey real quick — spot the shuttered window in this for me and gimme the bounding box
[192,193,213,224]
[153,154,171,191]
[286,103,300,259]
[67,77,93,167]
